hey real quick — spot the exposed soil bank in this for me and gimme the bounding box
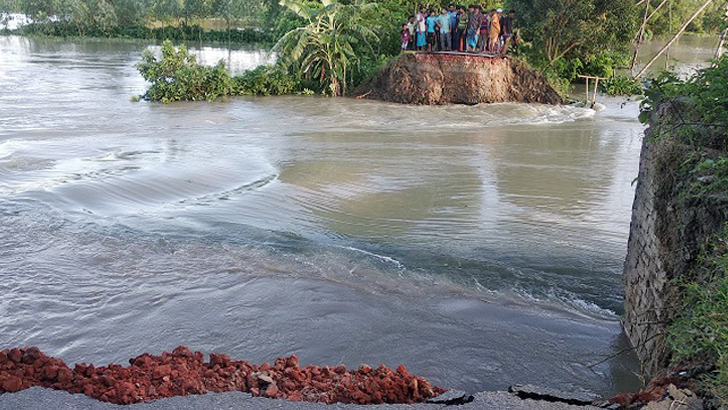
[0,346,443,405]
[355,53,563,105]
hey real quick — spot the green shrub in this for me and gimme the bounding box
[136,40,304,102]
[600,75,643,96]
[639,56,728,140]
[233,65,301,96]
[137,39,233,103]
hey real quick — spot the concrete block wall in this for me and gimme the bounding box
[622,139,672,377]
[623,128,728,378]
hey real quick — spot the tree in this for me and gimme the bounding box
[111,0,152,27]
[648,0,726,35]
[153,0,184,25]
[0,0,20,14]
[507,0,638,65]
[274,0,378,96]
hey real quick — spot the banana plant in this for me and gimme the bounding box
[274,0,378,96]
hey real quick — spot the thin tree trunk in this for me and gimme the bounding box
[636,0,717,78]
[546,41,581,68]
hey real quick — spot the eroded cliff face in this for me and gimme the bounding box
[356,53,563,105]
[623,102,728,377]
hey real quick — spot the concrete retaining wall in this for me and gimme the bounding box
[623,113,728,377]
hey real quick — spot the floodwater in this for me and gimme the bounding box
[0,34,716,397]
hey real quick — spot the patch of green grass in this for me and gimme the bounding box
[669,225,728,408]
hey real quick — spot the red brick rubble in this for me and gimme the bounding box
[607,371,696,409]
[0,346,445,405]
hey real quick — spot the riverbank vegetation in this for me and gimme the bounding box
[642,0,726,38]
[137,39,303,102]
[639,55,728,408]
[600,75,644,96]
[508,0,637,83]
[273,0,378,97]
[3,0,724,98]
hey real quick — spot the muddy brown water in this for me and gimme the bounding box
[0,34,718,397]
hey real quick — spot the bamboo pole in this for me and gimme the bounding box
[631,0,651,72]
[635,0,717,79]
[715,3,728,60]
[578,75,607,106]
[632,0,671,44]
[666,0,672,69]
[717,28,727,59]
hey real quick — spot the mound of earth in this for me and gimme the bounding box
[356,53,563,105]
[0,346,444,405]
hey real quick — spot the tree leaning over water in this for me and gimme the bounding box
[274,0,378,96]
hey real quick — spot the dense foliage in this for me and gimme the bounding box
[639,56,728,408]
[600,75,643,96]
[645,0,726,36]
[639,55,728,147]
[137,39,234,102]
[670,225,728,408]
[505,0,638,83]
[137,39,302,102]
[274,0,378,96]
[233,64,303,95]
[0,0,282,37]
[14,21,274,42]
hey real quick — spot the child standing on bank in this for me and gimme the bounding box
[406,16,417,50]
[401,23,411,51]
[426,10,438,51]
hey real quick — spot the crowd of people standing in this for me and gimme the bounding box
[400,5,515,56]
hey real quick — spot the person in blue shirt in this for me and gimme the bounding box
[447,4,458,51]
[425,10,438,51]
[437,8,451,51]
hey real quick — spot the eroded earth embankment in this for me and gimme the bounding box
[356,53,563,105]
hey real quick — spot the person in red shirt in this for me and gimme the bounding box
[401,23,411,52]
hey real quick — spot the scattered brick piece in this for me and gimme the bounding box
[0,347,444,405]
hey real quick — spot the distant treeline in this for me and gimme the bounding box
[0,0,289,41]
[12,21,275,44]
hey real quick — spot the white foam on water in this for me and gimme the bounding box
[0,140,17,159]
[509,285,618,320]
[340,246,406,273]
